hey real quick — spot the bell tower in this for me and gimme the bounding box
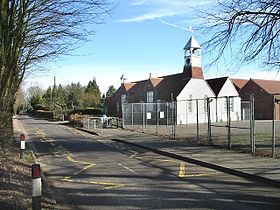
[183,36,204,79]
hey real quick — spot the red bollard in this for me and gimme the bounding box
[20,134,25,159]
[32,164,42,210]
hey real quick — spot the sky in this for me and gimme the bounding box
[25,0,280,94]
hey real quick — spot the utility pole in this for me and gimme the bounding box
[53,76,56,110]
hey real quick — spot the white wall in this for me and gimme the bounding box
[214,97,241,122]
[176,79,216,124]
[215,78,241,122]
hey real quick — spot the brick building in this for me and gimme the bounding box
[240,79,280,120]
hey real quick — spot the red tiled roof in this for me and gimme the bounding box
[149,77,163,87]
[230,78,248,92]
[120,73,190,102]
[251,79,280,94]
[128,80,147,102]
[123,82,136,91]
[206,77,228,96]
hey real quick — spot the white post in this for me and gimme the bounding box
[20,134,25,159]
[32,164,42,210]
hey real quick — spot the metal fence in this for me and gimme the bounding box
[82,117,104,134]
[122,94,280,158]
[82,116,123,133]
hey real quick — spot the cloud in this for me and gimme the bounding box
[161,20,193,32]
[118,0,213,23]
[130,0,147,6]
[119,11,178,23]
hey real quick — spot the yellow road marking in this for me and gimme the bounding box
[129,150,139,158]
[183,172,219,177]
[129,153,216,178]
[66,155,96,167]
[64,163,95,179]
[35,129,46,137]
[62,155,126,189]
[61,178,126,189]
[51,147,70,157]
[63,155,95,179]
[33,128,126,189]
[178,162,186,177]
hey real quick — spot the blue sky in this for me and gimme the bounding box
[25,0,280,94]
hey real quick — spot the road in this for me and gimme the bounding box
[18,115,280,209]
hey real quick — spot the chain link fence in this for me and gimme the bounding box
[123,102,176,137]
[122,94,280,158]
[82,116,123,133]
[82,117,105,134]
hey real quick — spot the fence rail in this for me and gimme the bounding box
[122,94,280,158]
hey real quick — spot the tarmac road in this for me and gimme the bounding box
[17,115,280,209]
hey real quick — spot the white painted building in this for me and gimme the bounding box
[176,79,215,124]
[176,36,215,124]
[207,77,242,122]
[108,36,243,125]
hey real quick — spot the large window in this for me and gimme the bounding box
[147,91,153,111]
[121,94,127,113]
[147,91,153,103]
[224,97,234,112]
[121,94,127,104]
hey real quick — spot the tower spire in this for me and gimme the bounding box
[183,36,203,79]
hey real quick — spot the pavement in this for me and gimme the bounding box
[97,128,280,188]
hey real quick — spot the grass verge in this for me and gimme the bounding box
[0,145,58,210]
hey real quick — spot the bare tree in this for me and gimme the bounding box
[0,0,113,147]
[200,0,280,70]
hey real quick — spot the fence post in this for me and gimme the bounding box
[122,103,125,128]
[156,101,159,135]
[227,97,232,149]
[32,164,41,210]
[272,95,276,158]
[131,103,134,130]
[145,103,147,129]
[207,98,212,146]
[174,101,177,139]
[171,102,174,138]
[171,101,176,139]
[250,94,256,154]
[166,102,169,126]
[142,102,144,132]
[196,99,199,142]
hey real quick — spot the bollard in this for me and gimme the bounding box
[20,134,25,159]
[32,164,42,210]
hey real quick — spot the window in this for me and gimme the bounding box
[147,91,153,103]
[230,97,234,112]
[117,102,119,112]
[121,94,127,104]
[188,94,193,112]
[204,95,208,112]
[147,91,153,111]
[224,97,234,112]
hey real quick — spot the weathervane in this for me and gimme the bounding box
[120,74,127,83]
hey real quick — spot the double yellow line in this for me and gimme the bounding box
[34,129,126,189]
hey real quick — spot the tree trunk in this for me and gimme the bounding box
[0,94,15,150]
[0,110,13,150]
